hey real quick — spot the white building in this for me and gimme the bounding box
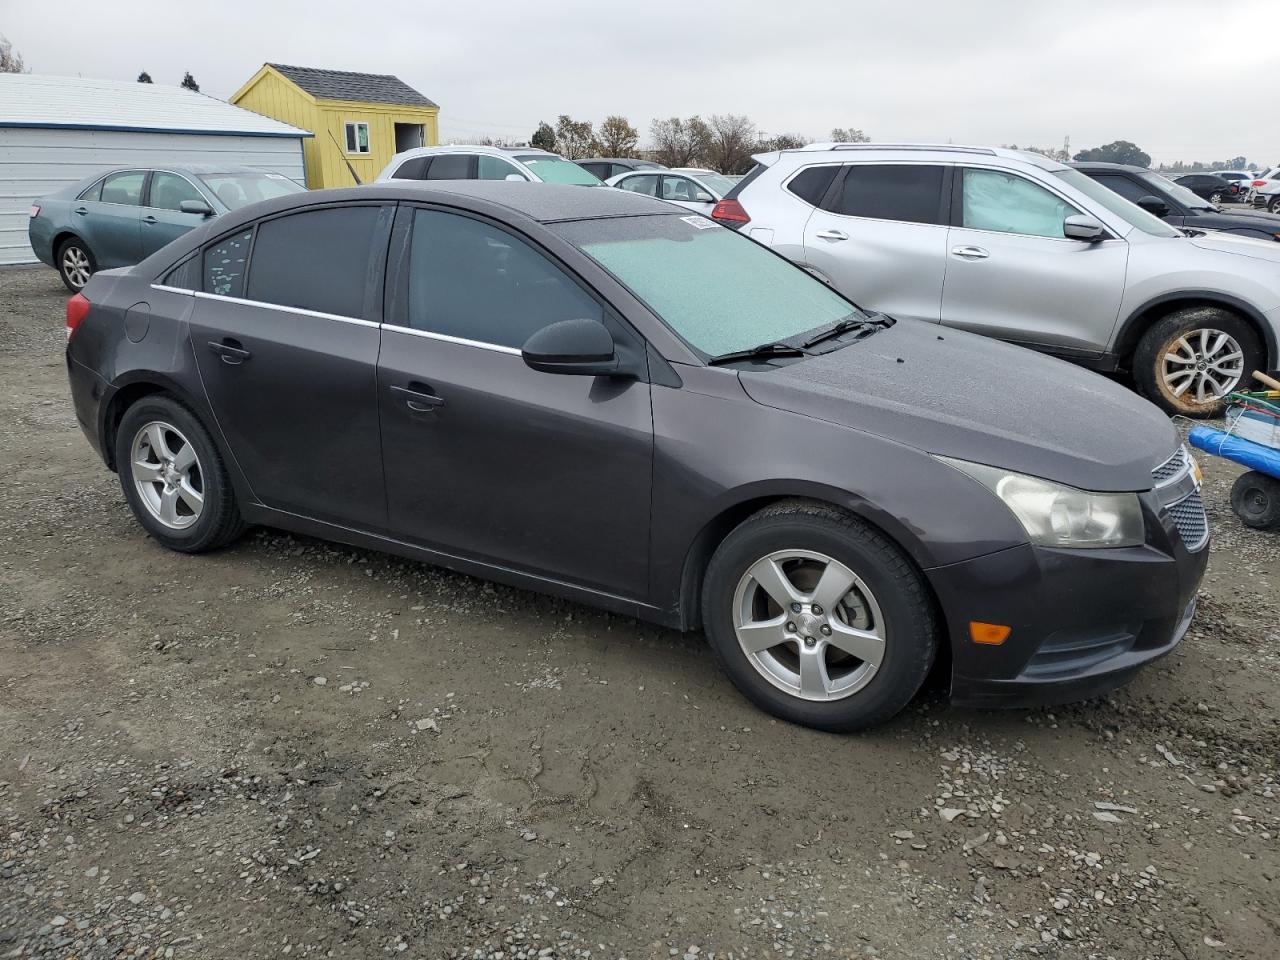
[0,74,310,265]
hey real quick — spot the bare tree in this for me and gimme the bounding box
[0,35,27,73]
[830,127,870,143]
[554,115,597,159]
[649,116,711,168]
[703,114,758,174]
[758,132,810,152]
[597,115,639,157]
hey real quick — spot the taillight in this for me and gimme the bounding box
[66,292,90,341]
[711,198,750,228]
[28,204,40,218]
[1253,180,1267,187]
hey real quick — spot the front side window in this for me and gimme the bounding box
[198,172,304,210]
[425,154,473,180]
[203,229,253,297]
[961,168,1080,238]
[406,209,602,349]
[246,206,383,317]
[514,155,602,185]
[617,174,658,196]
[478,155,522,180]
[100,171,146,206]
[661,176,701,201]
[557,215,855,358]
[344,121,371,154]
[1092,174,1151,205]
[149,172,205,212]
[829,164,945,225]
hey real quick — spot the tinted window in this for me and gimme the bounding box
[786,166,838,206]
[407,209,602,349]
[962,168,1080,238]
[1092,173,1151,205]
[478,155,521,180]
[578,162,609,179]
[203,229,253,297]
[78,179,103,202]
[149,172,204,212]
[393,156,431,180]
[101,171,146,206]
[830,164,944,224]
[246,206,383,317]
[163,256,200,290]
[617,174,658,197]
[425,154,474,180]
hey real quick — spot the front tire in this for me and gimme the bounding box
[1209,191,1223,204]
[701,500,938,732]
[1269,196,1280,215]
[1231,472,1280,530]
[1132,307,1262,417]
[114,395,246,553]
[56,237,96,293]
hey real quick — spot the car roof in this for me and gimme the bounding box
[390,144,553,159]
[758,143,1070,172]
[1068,161,1150,173]
[82,163,271,177]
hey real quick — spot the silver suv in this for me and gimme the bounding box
[716,144,1280,415]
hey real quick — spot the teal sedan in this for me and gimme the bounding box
[29,165,305,291]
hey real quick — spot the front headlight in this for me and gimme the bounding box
[939,458,1145,548]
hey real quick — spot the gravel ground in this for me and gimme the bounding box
[1,264,1277,960]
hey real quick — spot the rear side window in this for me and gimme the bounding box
[101,171,146,206]
[786,166,838,206]
[406,209,602,349]
[829,164,945,224]
[203,229,253,297]
[392,156,431,180]
[245,206,383,317]
[425,154,474,180]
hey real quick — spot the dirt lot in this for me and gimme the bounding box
[1,264,1277,960]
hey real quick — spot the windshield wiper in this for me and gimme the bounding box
[801,312,892,349]
[707,342,810,366]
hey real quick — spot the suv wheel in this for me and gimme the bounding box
[701,500,937,732]
[1133,307,1262,417]
[57,237,95,292]
[114,395,247,553]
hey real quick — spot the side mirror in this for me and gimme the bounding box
[522,318,622,376]
[694,191,715,203]
[1063,214,1107,242]
[1136,195,1170,218]
[504,173,526,182]
[180,199,214,217]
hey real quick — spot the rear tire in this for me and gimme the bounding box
[701,500,938,732]
[114,395,246,553]
[1132,307,1262,417]
[56,237,96,293]
[1231,471,1280,530]
[1269,196,1280,215]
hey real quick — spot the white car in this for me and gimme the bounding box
[375,145,601,185]
[605,168,737,213]
[1247,166,1280,213]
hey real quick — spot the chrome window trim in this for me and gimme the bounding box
[150,283,195,296]
[383,324,522,356]
[189,289,381,328]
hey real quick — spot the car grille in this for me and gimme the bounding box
[1168,489,1209,552]
[1152,447,1190,485]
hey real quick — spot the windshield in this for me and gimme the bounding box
[695,172,738,196]
[555,215,859,358]
[198,172,305,210]
[515,156,602,185]
[1147,172,1214,209]
[1051,169,1180,238]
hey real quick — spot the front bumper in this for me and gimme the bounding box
[928,501,1209,708]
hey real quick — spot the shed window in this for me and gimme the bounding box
[344,122,371,154]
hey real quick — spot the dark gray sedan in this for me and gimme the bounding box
[29,164,304,291]
[65,182,1208,731]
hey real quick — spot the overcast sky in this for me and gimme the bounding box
[5,0,1277,166]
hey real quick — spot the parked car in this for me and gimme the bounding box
[65,181,1209,732]
[577,157,665,180]
[716,143,1280,415]
[375,145,601,185]
[1074,162,1280,242]
[605,168,737,213]
[1207,170,1255,198]
[28,165,305,292]
[1172,172,1237,204]
[1246,166,1280,213]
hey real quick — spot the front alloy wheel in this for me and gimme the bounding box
[1209,191,1223,204]
[1160,328,1245,405]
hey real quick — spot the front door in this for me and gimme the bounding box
[941,167,1128,354]
[801,163,949,322]
[187,204,392,528]
[140,171,212,257]
[378,206,653,597]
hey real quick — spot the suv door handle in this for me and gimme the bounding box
[142,215,158,224]
[814,229,849,241]
[391,383,446,413]
[951,245,989,260]
[207,339,251,364]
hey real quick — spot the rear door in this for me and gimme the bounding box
[140,171,211,257]
[941,167,1128,354]
[801,163,949,322]
[188,203,393,528]
[78,170,146,267]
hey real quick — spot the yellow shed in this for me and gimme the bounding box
[231,63,438,189]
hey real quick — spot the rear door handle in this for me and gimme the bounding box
[814,229,849,241]
[207,339,251,364]
[391,383,445,413]
[951,245,989,260]
[142,215,158,224]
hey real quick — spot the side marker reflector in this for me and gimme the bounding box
[970,621,1011,645]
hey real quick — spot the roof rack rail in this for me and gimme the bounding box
[816,143,998,156]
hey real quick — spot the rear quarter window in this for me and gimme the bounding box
[786,166,839,206]
[203,229,253,297]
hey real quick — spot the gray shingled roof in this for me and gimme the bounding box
[269,64,437,108]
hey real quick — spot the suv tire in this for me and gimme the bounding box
[57,237,96,293]
[701,500,937,732]
[114,395,247,553]
[1133,307,1262,417]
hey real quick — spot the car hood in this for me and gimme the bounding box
[1185,229,1280,264]
[738,320,1178,492]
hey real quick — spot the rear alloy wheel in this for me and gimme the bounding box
[702,500,937,732]
[1269,196,1280,215]
[1133,307,1262,417]
[1209,191,1223,204]
[56,238,95,292]
[1231,471,1280,530]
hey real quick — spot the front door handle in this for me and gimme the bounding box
[74,207,88,216]
[142,215,158,225]
[207,339,251,364]
[391,383,445,413]
[814,229,849,241]
[951,245,989,260]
